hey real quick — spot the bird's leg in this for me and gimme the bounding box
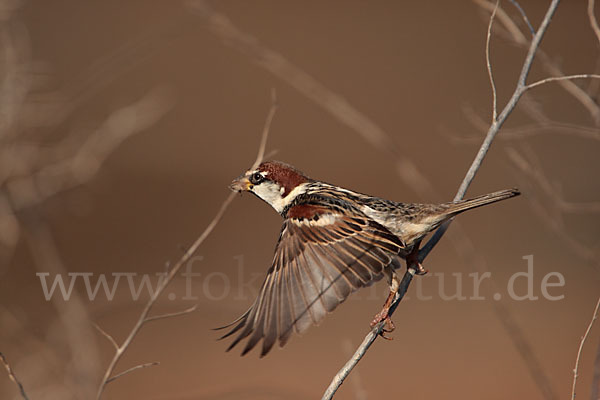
[407,239,428,275]
[370,269,400,339]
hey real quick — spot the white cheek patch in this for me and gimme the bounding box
[252,182,309,213]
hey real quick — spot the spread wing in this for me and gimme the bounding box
[217,203,404,357]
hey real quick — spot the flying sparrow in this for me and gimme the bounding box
[219,160,519,356]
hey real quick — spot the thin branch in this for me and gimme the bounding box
[324,1,563,398]
[0,351,29,400]
[525,74,600,91]
[252,88,278,171]
[591,336,600,400]
[508,0,535,36]
[572,297,600,400]
[93,323,119,351]
[189,2,567,399]
[421,0,561,260]
[341,339,368,400]
[144,304,198,323]
[106,362,160,384]
[321,269,416,400]
[474,0,600,124]
[487,0,500,122]
[590,0,600,47]
[95,93,277,399]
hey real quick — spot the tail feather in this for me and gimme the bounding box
[444,188,520,215]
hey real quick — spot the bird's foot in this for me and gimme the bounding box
[407,242,428,275]
[415,262,428,275]
[370,308,395,339]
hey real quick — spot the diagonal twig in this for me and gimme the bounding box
[591,336,600,400]
[95,91,278,399]
[0,351,29,400]
[93,323,119,351]
[590,0,600,47]
[474,0,600,124]
[144,304,198,324]
[508,0,535,36]
[324,1,565,398]
[106,362,160,384]
[526,74,600,91]
[421,0,561,260]
[572,297,600,400]
[321,269,415,400]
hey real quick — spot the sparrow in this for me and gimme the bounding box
[219,160,519,356]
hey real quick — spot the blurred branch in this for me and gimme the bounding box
[506,147,600,266]
[572,297,600,400]
[473,0,600,124]
[0,351,29,400]
[186,0,438,199]
[94,91,277,399]
[422,0,562,260]
[454,106,600,141]
[507,149,600,214]
[6,86,173,212]
[186,2,562,399]
[325,1,567,398]
[23,216,101,398]
[590,0,600,47]
[508,0,534,36]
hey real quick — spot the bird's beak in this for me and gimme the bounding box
[229,175,251,192]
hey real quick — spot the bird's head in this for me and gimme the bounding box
[230,160,311,213]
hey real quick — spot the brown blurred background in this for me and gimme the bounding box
[1,1,599,399]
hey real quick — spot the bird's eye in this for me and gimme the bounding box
[249,172,265,185]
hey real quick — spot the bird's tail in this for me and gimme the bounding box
[443,188,520,216]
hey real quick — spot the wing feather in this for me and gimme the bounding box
[217,203,404,356]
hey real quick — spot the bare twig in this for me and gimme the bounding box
[95,93,277,399]
[572,297,600,400]
[324,1,566,398]
[0,351,29,400]
[508,0,535,36]
[144,304,198,323]
[189,2,575,398]
[474,0,600,124]
[487,0,500,122]
[93,323,119,351]
[321,269,416,400]
[591,336,600,400]
[421,0,561,260]
[590,0,600,47]
[341,339,368,400]
[106,362,160,384]
[526,74,600,91]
